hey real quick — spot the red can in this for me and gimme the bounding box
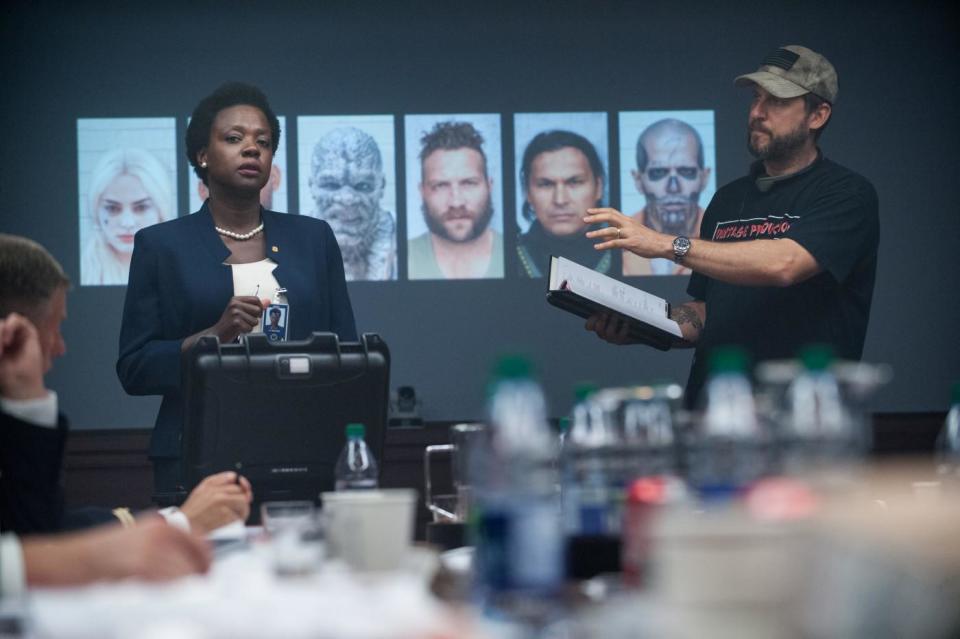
[621,476,671,588]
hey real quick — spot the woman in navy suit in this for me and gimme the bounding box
[117,83,357,495]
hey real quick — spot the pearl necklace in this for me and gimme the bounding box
[215,221,264,241]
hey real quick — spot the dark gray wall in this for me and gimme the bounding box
[2,0,958,429]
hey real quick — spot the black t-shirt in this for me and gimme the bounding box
[684,154,879,406]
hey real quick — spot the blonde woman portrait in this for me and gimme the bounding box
[81,148,174,286]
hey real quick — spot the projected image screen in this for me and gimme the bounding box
[404,114,504,280]
[619,110,716,277]
[297,115,398,281]
[76,118,177,287]
[189,115,288,214]
[513,112,612,278]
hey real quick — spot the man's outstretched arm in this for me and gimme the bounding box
[585,208,820,288]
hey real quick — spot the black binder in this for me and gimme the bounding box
[180,332,389,511]
[546,256,675,351]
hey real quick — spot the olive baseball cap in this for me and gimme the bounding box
[735,45,838,103]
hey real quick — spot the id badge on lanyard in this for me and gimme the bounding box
[262,287,289,342]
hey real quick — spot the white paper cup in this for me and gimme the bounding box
[321,489,417,572]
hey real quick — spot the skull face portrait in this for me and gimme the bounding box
[632,119,710,237]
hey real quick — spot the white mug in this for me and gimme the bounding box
[321,489,417,572]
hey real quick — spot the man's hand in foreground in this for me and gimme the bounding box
[0,313,47,401]
[22,517,211,588]
[585,312,640,345]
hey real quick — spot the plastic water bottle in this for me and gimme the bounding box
[473,356,563,618]
[685,346,771,500]
[557,416,571,452]
[935,382,960,478]
[562,383,610,536]
[780,345,862,476]
[618,383,681,480]
[334,423,379,490]
[562,386,634,579]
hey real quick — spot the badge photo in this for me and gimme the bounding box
[262,303,289,342]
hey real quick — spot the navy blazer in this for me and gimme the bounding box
[117,203,357,459]
[0,410,67,534]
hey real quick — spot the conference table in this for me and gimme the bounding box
[13,461,960,639]
[22,526,478,639]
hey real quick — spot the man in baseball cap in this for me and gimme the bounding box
[736,45,836,172]
[583,45,879,411]
[735,45,838,103]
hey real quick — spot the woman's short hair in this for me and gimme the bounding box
[87,148,175,230]
[186,82,281,185]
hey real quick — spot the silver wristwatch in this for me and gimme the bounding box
[672,236,691,263]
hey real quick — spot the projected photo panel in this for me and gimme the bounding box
[188,115,288,214]
[77,118,177,287]
[619,110,716,277]
[404,114,505,280]
[297,115,398,281]
[513,112,612,278]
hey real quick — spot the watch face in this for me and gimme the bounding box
[673,236,691,255]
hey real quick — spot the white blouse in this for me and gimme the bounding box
[229,259,286,334]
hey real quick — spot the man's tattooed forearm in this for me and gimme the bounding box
[671,304,703,332]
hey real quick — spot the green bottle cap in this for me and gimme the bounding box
[346,423,365,439]
[485,355,537,400]
[558,417,571,433]
[799,344,834,371]
[492,355,532,380]
[709,345,749,374]
[573,382,598,402]
[951,381,960,405]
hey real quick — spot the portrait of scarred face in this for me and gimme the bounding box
[618,110,716,277]
[299,117,397,281]
[309,127,386,250]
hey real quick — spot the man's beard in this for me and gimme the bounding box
[747,120,810,163]
[645,194,700,236]
[422,199,494,243]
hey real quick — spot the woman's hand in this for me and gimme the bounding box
[210,296,267,343]
[181,296,272,352]
[584,207,672,259]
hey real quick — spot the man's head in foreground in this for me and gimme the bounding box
[0,234,69,373]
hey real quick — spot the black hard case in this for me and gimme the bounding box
[180,333,389,509]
